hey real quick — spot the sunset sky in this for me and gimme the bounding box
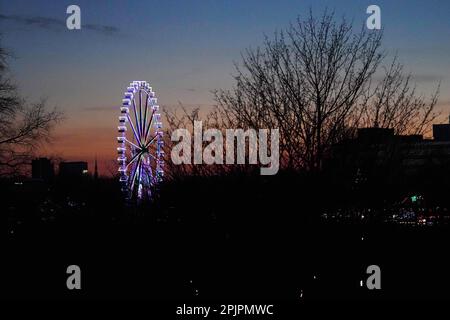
[1,0,449,175]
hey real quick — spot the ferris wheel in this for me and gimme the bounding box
[117,81,164,201]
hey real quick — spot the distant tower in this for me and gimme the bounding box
[94,156,99,180]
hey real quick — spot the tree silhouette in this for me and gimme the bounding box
[359,55,439,135]
[214,9,439,172]
[0,36,63,176]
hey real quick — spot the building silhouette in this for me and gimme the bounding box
[433,116,450,142]
[327,120,450,181]
[59,161,88,178]
[31,158,54,182]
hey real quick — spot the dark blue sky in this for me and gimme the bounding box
[1,0,449,171]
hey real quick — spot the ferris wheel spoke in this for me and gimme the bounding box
[125,151,141,170]
[129,154,142,192]
[132,97,142,138]
[126,114,141,144]
[128,165,137,192]
[144,134,158,149]
[143,151,157,161]
[139,91,143,140]
[136,159,144,192]
[129,156,139,183]
[142,93,149,141]
[144,109,155,143]
[124,138,140,150]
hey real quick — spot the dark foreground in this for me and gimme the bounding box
[2,172,450,302]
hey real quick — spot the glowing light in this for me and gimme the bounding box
[118,80,164,201]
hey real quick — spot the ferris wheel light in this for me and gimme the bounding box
[118,80,164,201]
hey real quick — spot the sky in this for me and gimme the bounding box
[1,0,449,175]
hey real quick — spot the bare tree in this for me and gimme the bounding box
[359,55,439,135]
[0,37,63,176]
[163,104,241,179]
[214,9,439,172]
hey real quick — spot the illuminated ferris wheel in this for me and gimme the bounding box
[117,81,164,201]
